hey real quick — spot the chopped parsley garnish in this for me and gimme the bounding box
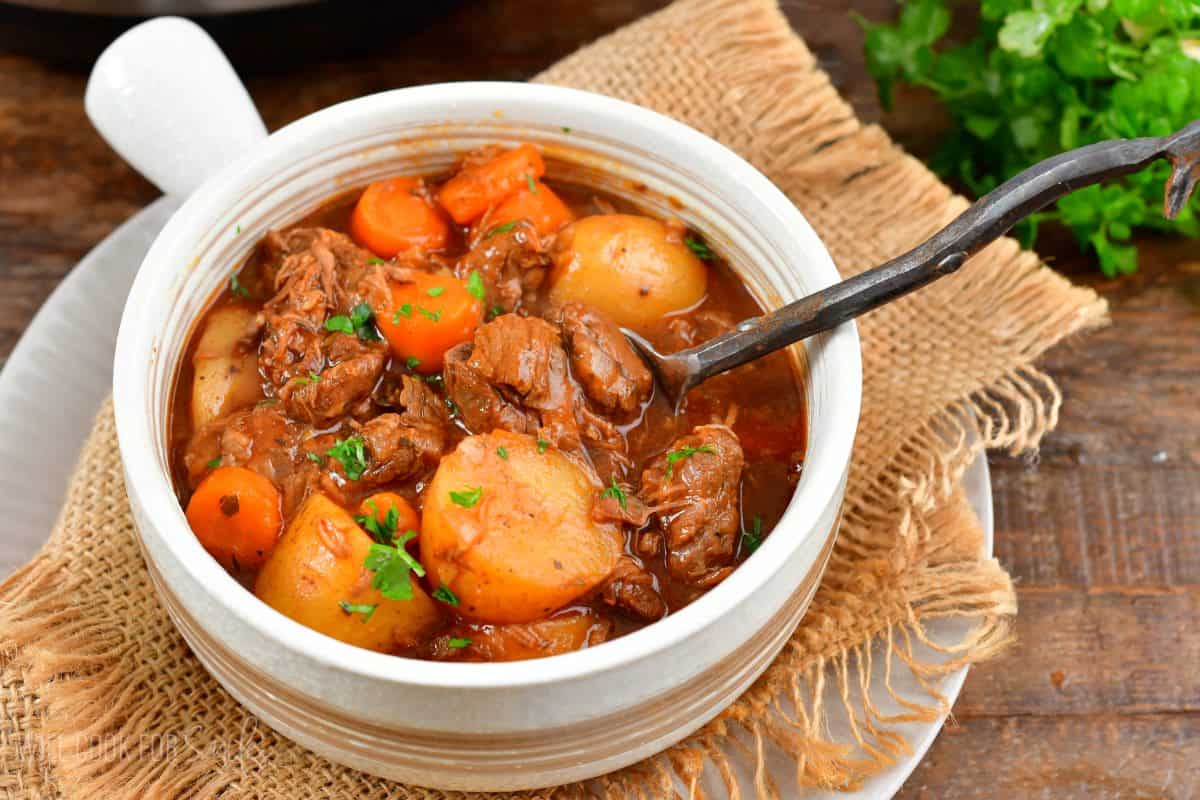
[447,637,472,649]
[235,224,242,234]
[229,273,250,298]
[449,486,483,508]
[426,286,446,298]
[684,236,715,261]
[367,256,385,265]
[425,373,444,388]
[665,444,715,479]
[484,221,517,239]
[257,398,281,407]
[338,601,377,622]
[364,531,424,601]
[741,515,764,554]
[537,438,550,454]
[496,446,508,460]
[402,356,420,371]
[326,302,381,342]
[392,303,413,323]
[466,270,486,301]
[326,435,368,480]
[294,370,322,386]
[445,396,458,416]
[601,477,627,510]
[561,126,572,133]
[306,452,323,465]
[355,499,399,545]
[206,457,222,469]
[417,306,442,323]
[525,173,537,194]
[487,305,505,320]
[432,582,460,606]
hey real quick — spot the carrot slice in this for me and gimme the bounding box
[358,492,421,540]
[438,144,546,224]
[475,180,574,238]
[350,176,450,257]
[186,466,282,571]
[373,272,483,373]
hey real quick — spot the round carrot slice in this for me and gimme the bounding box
[186,466,282,571]
[350,176,450,257]
[373,271,483,373]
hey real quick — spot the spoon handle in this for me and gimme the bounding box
[686,119,1200,383]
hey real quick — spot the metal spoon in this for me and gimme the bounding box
[626,120,1200,413]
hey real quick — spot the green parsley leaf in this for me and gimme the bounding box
[294,370,322,386]
[257,398,281,407]
[665,444,715,479]
[367,256,385,265]
[741,514,764,554]
[526,173,538,194]
[355,499,400,545]
[537,438,550,454]
[449,486,483,508]
[684,235,715,260]
[432,582,460,606]
[206,457,222,469]
[235,224,242,234]
[326,435,369,480]
[405,356,421,369]
[600,476,628,510]
[338,601,377,622]
[324,315,355,335]
[328,303,381,341]
[364,532,425,601]
[417,306,442,323]
[229,273,250,298]
[426,286,446,297]
[487,305,505,320]
[466,270,486,300]
[484,221,517,239]
[561,126,572,133]
[447,637,472,649]
[496,446,509,460]
[306,452,324,465]
[393,303,413,323]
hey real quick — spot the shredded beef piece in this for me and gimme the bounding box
[183,403,302,489]
[641,424,745,587]
[662,310,736,351]
[281,333,386,425]
[454,225,550,312]
[598,555,667,621]
[592,491,653,528]
[559,303,652,417]
[443,315,580,448]
[257,227,375,388]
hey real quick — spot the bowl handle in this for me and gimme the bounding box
[85,17,268,199]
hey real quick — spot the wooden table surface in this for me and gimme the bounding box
[1,1,1196,797]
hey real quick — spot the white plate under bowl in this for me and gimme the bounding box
[0,198,991,798]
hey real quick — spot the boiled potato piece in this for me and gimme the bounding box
[254,493,441,653]
[191,305,262,428]
[422,430,622,624]
[548,214,708,331]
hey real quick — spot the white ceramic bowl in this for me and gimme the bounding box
[102,19,861,792]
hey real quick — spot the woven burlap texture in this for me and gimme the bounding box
[0,0,1109,797]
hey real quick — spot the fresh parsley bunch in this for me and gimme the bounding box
[858,0,1200,276]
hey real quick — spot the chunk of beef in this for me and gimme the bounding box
[454,225,550,312]
[281,333,386,425]
[257,227,374,388]
[319,376,450,497]
[598,555,667,621]
[183,403,302,489]
[443,315,580,448]
[641,424,744,587]
[559,302,652,417]
[592,489,653,528]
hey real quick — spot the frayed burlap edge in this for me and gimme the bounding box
[0,0,1107,797]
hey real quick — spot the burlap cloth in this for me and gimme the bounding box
[0,0,1109,796]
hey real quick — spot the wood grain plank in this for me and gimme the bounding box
[957,590,1200,717]
[896,714,1200,800]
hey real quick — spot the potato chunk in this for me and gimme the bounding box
[548,214,708,331]
[422,430,622,624]
[191,305,262,428]
[254,493,441,653]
